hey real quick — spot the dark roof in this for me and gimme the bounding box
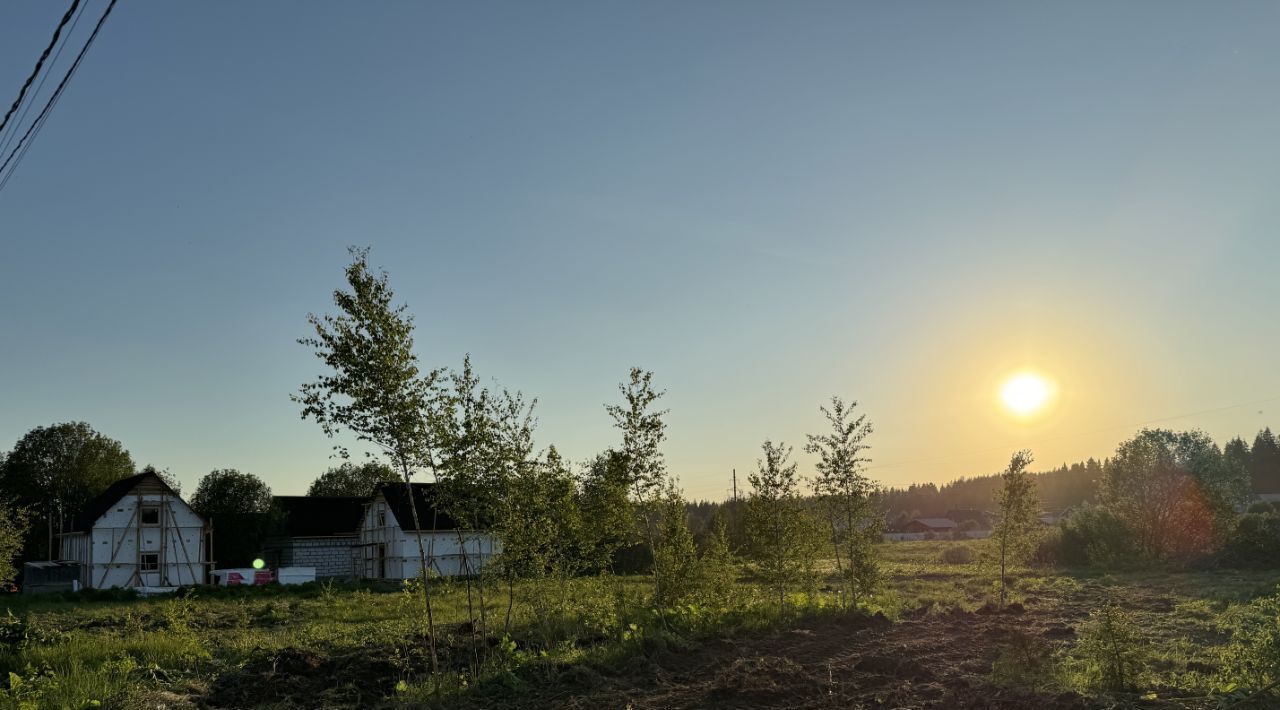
[271,496,366,537]
[910,517,958,530]
[67,472,188,533]
[376,482,463,531]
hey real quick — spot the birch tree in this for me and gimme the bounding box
[992,450,1037,607]
[604,368,669,585]
[805,396,880,608]
[295,246,444,673]
[745,440,824,613]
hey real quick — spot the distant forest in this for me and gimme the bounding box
[687,427,1280,542]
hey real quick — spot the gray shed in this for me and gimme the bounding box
[22,561,82,595]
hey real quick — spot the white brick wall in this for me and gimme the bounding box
[278,536,357,579]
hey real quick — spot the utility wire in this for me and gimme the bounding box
[0,0,116,193]
[0,0,87,159]
[0,0,82,137]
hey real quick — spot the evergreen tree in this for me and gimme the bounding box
[1250,428,1280,493]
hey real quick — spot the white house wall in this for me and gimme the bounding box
[357,495,500,580]
[62,489,207,589]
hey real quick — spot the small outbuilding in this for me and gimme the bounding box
[261,496,367,580]
[357,482,498,580]
[58,471,210,589]
[21,561,82,595]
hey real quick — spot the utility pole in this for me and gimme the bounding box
[732,468,737,503]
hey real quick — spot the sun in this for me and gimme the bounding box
[1000,372,1054,416]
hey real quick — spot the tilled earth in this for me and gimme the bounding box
[478,582,1223,710]
[196,578,1233,709]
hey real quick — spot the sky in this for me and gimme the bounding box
[2,1,1279,500]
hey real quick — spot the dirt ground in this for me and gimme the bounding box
[473,581,1223,710]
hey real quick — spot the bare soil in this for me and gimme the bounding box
[471,581,1222,710]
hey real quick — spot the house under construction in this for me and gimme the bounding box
[58,471,211,589]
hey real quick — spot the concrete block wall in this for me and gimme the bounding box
[280,536,357,579]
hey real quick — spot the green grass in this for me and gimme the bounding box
[3,543,1277,709]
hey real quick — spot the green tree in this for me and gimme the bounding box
[605,368,669,585]
[0,422,134,560]
[745,440,824,613]
[991,450,1037,607]
[306,461,394,497]
[0,501,29,587]
[699,510,739,604]
[295,246,446,673]
[805,396,880,608]
[1225,437,1252,482]
[1101,429,1247,560]
[576,449,634,572]
[190,469,273,517]
[1251,428,1280,494]
[652,486,700,607]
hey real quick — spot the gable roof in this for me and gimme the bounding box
[68,472,191,533]
[375,482,462,532]
[911,517,958,529]
[272,496,366,537]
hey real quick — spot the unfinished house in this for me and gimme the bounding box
[357,482,498,580]
[59,471,210,589]
[261,496,366,579]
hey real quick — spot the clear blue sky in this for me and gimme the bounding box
[3,1,1279,499]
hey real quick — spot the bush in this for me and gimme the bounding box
[1219,513,1280,568]
[939,545,974,565]
[1067,601,1149,692]
[1247,501,1277,515]
[1216,585,1280,693]
[1031,526,1063,566]
[1058,505,1137,567]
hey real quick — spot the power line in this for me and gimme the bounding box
[866,393,1280,474]
[0,0,82,137]
[0,0,88,159]
[0,0,117,194]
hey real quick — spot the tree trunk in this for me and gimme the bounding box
[828,513,845,608]
[999,534,1007,608]
[400,464,438,675]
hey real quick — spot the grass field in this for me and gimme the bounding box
[2,541,1277,709]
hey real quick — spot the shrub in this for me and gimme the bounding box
[1219,514,1280,568]
[1246,501,1277,515]
[991,631,1059,691]
[1031,526,1063,566]
[939,545,974,565]
[1216,585,1280,692]
[1058,504,1137,567]
[1067,601,1149,692]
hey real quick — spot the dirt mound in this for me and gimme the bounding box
[707,655,811,703]
[204,646,406,708]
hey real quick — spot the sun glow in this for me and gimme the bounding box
[1000,372,1054,416]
